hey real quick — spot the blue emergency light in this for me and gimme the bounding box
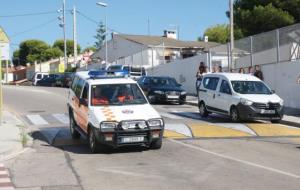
[88,70,130,79]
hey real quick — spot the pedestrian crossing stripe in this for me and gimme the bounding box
[52,114,69,124]
[246,124,300,137]
[26,114,48,125]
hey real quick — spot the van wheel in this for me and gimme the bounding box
[230,107,240,122]
[69,113,80,139]
[199,102,209,117]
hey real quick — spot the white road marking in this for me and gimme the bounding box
[26,115,48,125]
[0,187,15,190]
[52,114,69,124]
[165,123,193,137]
[0,164,3,167]
[0,170,7,175]
[97,168,166,179]
[169,139,300,179]
[160,112,183,120]
[0,178,10,183]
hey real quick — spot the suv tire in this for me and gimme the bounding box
[88,128,107,153]
[230,107,240,122]
[149,137,162,150]
[199,102,209,117]
[69,112,80,139]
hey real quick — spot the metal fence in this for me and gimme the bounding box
[210,23,300,70]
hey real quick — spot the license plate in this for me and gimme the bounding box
[121,136,144,143]
[167,95,179,99]
[260,109,275,114]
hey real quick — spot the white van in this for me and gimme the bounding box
[32,72,49,86]
[198,73,284,123]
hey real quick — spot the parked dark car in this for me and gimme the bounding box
[36,74,61,87]
[137,76,187,104]
[55,72,74,88]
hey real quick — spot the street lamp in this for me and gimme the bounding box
[96,2,108,67]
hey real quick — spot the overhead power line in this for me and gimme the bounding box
[10,17,58,38]
[0,11,58,18]
[76,10,121,34]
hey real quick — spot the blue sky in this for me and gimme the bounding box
[0,0,229,54]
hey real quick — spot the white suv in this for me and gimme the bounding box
[67,70,164,153]
[198,73,284,123]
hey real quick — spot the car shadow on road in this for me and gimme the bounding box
[31,128,151,155]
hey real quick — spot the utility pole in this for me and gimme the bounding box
[73,6,77,68]
[63,0,67,70]
[229,0,234,70]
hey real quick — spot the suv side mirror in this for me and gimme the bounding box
[79,98,88,106]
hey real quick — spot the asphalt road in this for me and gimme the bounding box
[3,85,300,190]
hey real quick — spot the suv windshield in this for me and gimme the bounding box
[91,83,147,106]
[231,81,272,94]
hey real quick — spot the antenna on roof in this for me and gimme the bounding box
[147,17,150,36]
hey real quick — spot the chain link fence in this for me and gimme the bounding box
[210,23,300,70]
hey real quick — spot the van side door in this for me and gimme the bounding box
[200,77,220,110]
[215,79,233,114]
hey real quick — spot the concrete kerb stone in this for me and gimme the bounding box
[0,110,32,162]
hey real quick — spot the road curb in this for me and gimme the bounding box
[0,108,33,162]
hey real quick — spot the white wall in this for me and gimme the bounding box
[147,54,209,94]
[261,60,300,109]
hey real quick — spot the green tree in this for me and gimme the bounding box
[53,39,81,56]
[200,24,243,43]
[94,21,106,49]
[83,46,97,53]
[12,49,20,66]
[41,47,63,61]
[18,40,49,66]
[233,0,297,36]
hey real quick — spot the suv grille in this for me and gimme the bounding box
[253,103,281,109]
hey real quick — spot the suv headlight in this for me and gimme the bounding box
[279,99,284,106]
[148,119,163,127]
[100,122,117,129]
[180,91,187,95]
[240,98,253,106]
[154,90,164,94]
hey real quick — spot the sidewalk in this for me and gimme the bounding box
[0,110,29,161]
[185,95,300,127]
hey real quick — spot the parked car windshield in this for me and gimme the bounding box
[150,77,179,87]
[231,81,272,94]
[91,83,147,106]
